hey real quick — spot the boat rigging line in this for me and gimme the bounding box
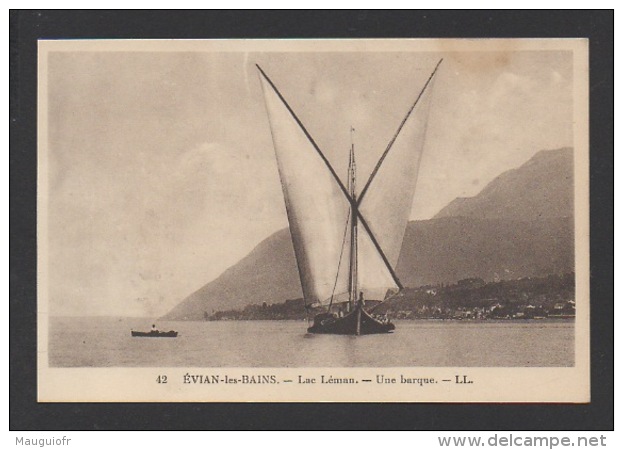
[328,209,351,313]
[357,58,443,204]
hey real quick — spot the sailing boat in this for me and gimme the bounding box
[257,60,442,335]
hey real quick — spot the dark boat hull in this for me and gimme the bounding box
[307,306,395,335]
[131,330,178,337]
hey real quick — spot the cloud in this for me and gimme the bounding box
[486,72,533,109]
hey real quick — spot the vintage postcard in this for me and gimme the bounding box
[37,38,589,402]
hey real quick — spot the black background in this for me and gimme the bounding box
[10,10,613,430]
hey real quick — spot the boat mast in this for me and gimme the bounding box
[348,127,358,313]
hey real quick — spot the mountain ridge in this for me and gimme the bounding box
[434,147,572,220]
[163,147,574,320]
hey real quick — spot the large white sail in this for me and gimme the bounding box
[258,62,439,305]
[258,70,351,305]
[356,223,400,300]
[358,71,437,278]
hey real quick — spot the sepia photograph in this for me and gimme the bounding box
[37,38,589,403]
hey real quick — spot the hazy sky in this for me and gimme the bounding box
[44,46,573,316]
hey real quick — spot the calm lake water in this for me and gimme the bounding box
[48,317,574,368]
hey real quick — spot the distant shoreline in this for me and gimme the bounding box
[200,317,576,323]
[49,316,575,323]
[199,273,575,323]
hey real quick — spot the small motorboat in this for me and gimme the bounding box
[131,324,177,338]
